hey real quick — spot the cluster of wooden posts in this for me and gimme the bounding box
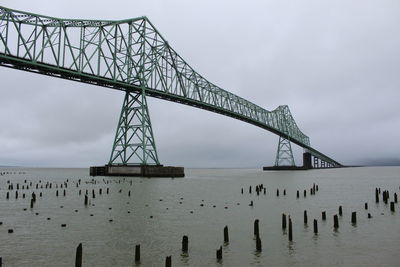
[1,177,137,234]
[1,175,399,266]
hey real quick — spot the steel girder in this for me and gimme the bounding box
[0,6,341,167]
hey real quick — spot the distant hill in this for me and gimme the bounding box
[361,158,400,166]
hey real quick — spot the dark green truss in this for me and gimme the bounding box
[0,6,341,166]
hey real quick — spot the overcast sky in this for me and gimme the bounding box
[1,0,399,168]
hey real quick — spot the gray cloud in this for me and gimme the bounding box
[1,0,399,167]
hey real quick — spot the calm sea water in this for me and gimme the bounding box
[0,167,399,266]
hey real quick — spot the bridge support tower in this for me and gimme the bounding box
[90,91,184,177]
[275,137,295,167]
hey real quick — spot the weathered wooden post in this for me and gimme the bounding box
[216,246,222,260]
[84,195,88,206]
[276,189,279,197]
[254,219,259,237]
[313,219,318,234]
[30,198,34,209]
[322,211,326,221]
[282,213,287,229]
[296,190,299,198]
[182,235,188,253]
[390,202,395,212]
[224,226,229,243]
[256,235,262,251]
[165,256,171,267]
[135,244,140,263]
[333,214,339,229]
[339,206,343,216]
[75,243,82,267]
[351,212,357,224]
[375,188,379,203]
[288,217,293,241]
[364,203,368,210]
[394,193,398,203]
[304,210,308,224]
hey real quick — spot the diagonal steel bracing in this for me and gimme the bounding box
[109,91,159,165]
[0,6,342,167]
[275,137,295,166]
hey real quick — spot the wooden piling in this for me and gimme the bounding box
[135,244,140,262]
[313,219,318,234]
[351,212,357,224]
[296,190,299,198]
[375,188,379,203]
[216,246,222,260]
[390,202,395,212]
[304,210,308,225]
[75,243,82,267]
[30,198,34,209]
[283,189,286,196]
[182,235,188,252]
[364,203,368,210]
[304,190,306,197]
[256,235,262,251]
[84,195,88,206]
[288,217,293,241]
[276,189,279,197]
[254,219,259,236]
[333,214,339,229]
[224,226,229,243]
[165,256,171,267]
[339,206,342,216]
[322,211,326,220]
[282,213,287,229]
[394,193,398,203]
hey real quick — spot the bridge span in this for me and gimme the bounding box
[0,6,341,175]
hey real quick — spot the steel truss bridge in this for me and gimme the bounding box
[0,6,341,169]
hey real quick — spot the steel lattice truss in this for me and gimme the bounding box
[0,6,341,166]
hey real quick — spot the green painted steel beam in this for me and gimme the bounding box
[0,6,342,167]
